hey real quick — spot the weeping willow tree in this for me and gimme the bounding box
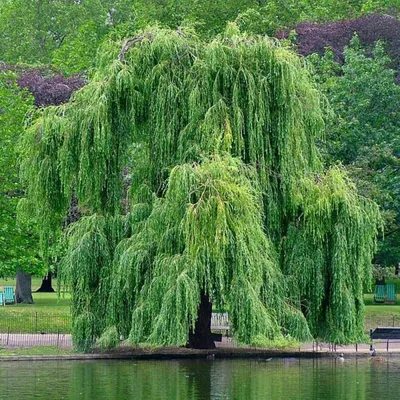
[20,25,381,351]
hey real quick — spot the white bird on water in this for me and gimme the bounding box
[337,353,345,361]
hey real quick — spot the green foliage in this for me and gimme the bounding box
[286,167,380,343]
[97,326,120,350]
[133,0,259,37]
[310,36,400,268]
[372,265,395,282]
[20,27,381,350]
[250,333,300,349]
[235,1,400,37]
[0,0,135,73]
[133,0,400,39]
[0,72,45,277]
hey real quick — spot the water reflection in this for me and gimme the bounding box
[1,357,400,399]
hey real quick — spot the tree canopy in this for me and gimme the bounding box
[20,27,381,351]
[310,36,400,268]
[0,71,45,278]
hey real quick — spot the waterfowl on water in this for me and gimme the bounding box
[337,353,345,361]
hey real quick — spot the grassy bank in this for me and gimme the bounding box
[0,278,71,333]
[0,346,75,357]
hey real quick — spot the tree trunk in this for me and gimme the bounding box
[36,272,55,292]
[188,292,215,349]
[15,270,34,304]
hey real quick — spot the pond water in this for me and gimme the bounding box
[1,357,400,399]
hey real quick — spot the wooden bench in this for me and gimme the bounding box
[211,312,230,336]
[370,327,400,351]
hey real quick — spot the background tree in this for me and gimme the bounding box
[310,36,400,269]
[20,27,380,351]
[286,14,400,80]
[0,65,85,296]
[132,1,400,40]
[0,0,135,73]
[0,71,46,302]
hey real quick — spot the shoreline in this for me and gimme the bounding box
[1,345,400,362]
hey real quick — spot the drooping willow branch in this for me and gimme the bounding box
[20,27,381,351]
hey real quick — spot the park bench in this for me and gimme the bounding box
[370,327,400,351]
[211,312,230,336]
[4,286,15,304]
[0,291,4,306]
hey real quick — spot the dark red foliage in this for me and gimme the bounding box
[0,63,85,107]
[279,14,400,66]
[17,70,85,107]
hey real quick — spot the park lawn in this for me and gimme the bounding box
[0,276,71,314]
[364,292,400,331]
[0,346,75,357]
[0,292,71,314]
[0,278,71,333]
[0,292,71,333]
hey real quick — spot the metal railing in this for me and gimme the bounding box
[365,315,400,330]
[0,313,72,348]
[1,311,398,349]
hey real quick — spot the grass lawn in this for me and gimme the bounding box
[364,289,400,331]
[0,277,71,333]
[0,346,75,357]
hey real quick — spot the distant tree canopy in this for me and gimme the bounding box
[310,36,400,268]
[0,0,135,73]
[0,65,85,298]
[20,27,381,351]
[288,14,400,80]
[0,1,398,73]
[0,71,45,279]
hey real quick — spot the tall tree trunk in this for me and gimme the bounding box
[188,292,215,349]
[15,270,34,304]
[36,272,55,292]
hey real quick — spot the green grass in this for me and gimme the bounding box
[0,277,71,333]
[0,292,71,314]
[0,346,75,357]
[364,288,400,331]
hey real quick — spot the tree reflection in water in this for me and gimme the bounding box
[1,357,399,399]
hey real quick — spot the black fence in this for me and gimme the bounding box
[0,313,72,348]
[365,315,400,331]
[0,311,399,349]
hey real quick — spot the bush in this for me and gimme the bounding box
[250,334,300,349]
[97,326,120,350]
